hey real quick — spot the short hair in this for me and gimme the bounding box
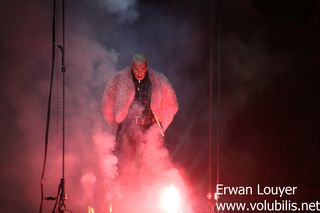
[132,53,147,64]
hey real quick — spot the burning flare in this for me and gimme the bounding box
[88,205,94,213]
[109,201,113,213]
[159,184,183,213]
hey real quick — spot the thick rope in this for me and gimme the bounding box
[39,0,56,212]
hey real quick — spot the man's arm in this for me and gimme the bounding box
[101,75,119,125]
[160,78,179,131]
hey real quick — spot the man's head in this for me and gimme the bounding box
[131,54,148,80]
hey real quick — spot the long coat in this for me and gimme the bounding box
[101,67,178,131]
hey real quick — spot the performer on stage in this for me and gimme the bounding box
[101,53,178,175]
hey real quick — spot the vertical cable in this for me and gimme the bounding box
[59,0,67,210]
[208,0,214,196]
[216,0,222,188]
[209,1,223,212]
[61,0,66,181]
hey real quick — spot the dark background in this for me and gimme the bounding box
[0,0,319,212]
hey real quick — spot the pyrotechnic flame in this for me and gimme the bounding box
[88,205,95,213]
[159,184,183,213]
[109,201,113,213]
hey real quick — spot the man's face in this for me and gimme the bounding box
[132,62,148,80]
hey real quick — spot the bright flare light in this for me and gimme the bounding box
[88,205,94,213]
[159,184,183,213]
[109,201,112,213]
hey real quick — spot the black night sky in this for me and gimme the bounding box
[0,0,319,212]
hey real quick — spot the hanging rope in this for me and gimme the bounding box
[39,0,56,211]
[39,0,71,212]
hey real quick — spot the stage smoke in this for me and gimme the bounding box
[96,0,139,22]
[0,0,205,212]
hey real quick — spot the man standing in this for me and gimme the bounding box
[101,53,178,174]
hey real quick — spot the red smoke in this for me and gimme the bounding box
[0,1,203,212]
